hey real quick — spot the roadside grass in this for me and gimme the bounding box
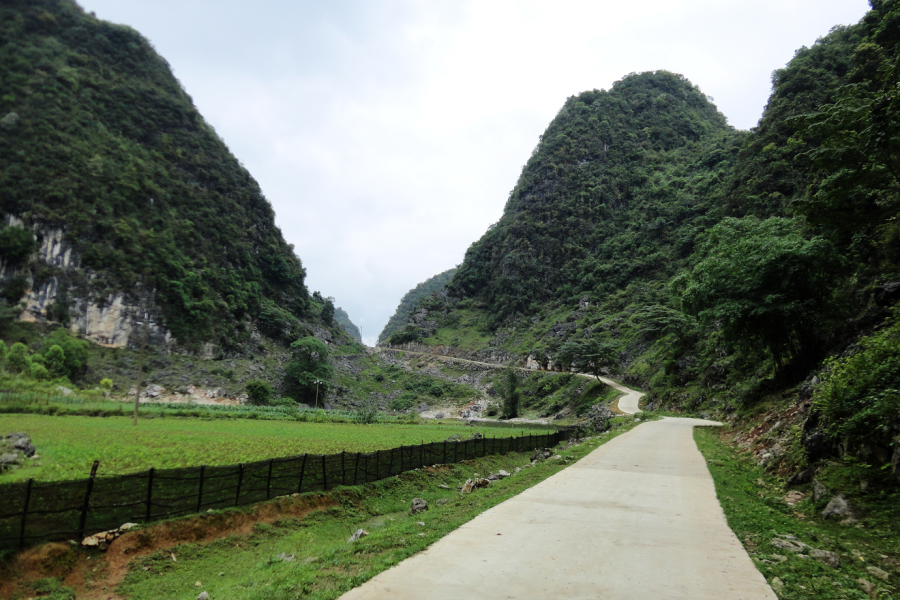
[0,415,547,482]
[2,420,642,600]
[695,427,899,600]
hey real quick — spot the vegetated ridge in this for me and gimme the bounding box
[334,306,361,342]
[378,268,457,344]
[0,0,317,352]
[387,2,900,487]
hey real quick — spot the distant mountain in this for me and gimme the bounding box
[378,268,456,344]
[334,306,361,343]
[0,0,316,353]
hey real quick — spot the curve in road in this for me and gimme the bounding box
[341,370,775,599]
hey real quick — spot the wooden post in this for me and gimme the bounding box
[354,452,360,485]
[266,459,274,500]
[78,461,100,540]
[196,465,205,513]
[142,466,154,521]
[388,447,394,476]
[322,455,328,490]
[341,451,346,487]
[375,450,380,481]
[297,454,307,494]
[19,478,33,550]
[234,464,244,506]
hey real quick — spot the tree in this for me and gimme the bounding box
[557,337,618,381]
[495,367,521,419]
[41,329,89,379]
[245,380,273,406]
[44,345,66,378]
[284,336,334,404]
[6,342,30,373]
[321,298,335,325]
[680,216,839,379]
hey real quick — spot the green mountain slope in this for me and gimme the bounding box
[0,0,310,350]
[388,0,900,454]
[378,268,456,344]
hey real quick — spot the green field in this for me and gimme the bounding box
[0,415,546,482]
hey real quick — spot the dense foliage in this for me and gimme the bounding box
[396,2,900,468]
[284,336,333,405]
[0,0,310,347]
[378,268,456,344]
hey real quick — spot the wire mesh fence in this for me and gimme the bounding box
[0,429,573,551]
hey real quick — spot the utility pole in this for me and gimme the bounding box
[314,379,323,409]
[133,312,152,426]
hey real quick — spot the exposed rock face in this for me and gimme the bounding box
[1,219,171,349]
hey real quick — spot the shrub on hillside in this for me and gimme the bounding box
[246,380,273,406]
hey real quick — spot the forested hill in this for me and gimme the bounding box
[0,0,316,351]
[387,0,900,473]
[377,268,456,344]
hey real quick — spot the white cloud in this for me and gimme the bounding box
[78,0,870,344]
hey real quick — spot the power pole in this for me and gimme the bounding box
[133,312,151,426]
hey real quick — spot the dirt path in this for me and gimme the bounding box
[340,415,776,600]
[375,347,643,414]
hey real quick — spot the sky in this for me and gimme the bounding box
[77,0,871,346]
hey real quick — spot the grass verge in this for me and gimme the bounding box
[695,426,899,600]
[1,418,643,600]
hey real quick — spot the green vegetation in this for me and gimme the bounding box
[0,0,312,348]
[245,380,273,406]
[379,268,456,344]
[813,312,900,452]
[0,414,546,482]
[390,2,900,479]
[107,426,637,600]
[285,336,334,404]
[696,427,899,600]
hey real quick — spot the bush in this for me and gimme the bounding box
[245,380,273,406]
[6,342,30,373]
[29,362,49,380]
[99,378,114,391]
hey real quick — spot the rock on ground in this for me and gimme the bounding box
[821,495,853,520]
[410,498,428,514]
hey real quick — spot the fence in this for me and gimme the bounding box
[0,429,570,551]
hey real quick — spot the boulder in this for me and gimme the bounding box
[13,437,36,458]
[530,448,552,462]
[821,495,854,520]
[197,593,210,600]
[410,498,428,514]
[585,404,615,432]
[866,566,890,582]
[460,478,490,494]
[469,432,483,440]
[497,470,510,478]
[810,548,841,568]
[858,578,877,597]
[812,479,830,502]
[770,538,807,553]
[347,529,369,543]
[786,469,812,486]
[0,453,20,466]
[486,473,500,481]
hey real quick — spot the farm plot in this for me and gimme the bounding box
[0,415,544,482]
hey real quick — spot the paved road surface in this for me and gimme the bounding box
[340,416,776,600]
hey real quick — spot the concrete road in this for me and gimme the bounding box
[595,375,644,414]
[340,417,776,600]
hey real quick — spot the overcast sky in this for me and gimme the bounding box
[77,0,870,345]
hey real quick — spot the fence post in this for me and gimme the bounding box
[235,464,245,506]
[364,452,368,484]
[322,455,328,491]
[297,454,307,494]
[77,461,100,540]
[443,440,447,464]
[375,450,380,481]
[144,466,153,521]
[454,440,458,463]
[483,434,486,457]
[341,451,346,487]
[19,478,33,550]
[388,447,394,476]
[420,441,424,468]
[196,465,206,513]
[354,452,360,485]
[266,459,274,500]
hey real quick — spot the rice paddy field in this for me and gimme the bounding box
[0,414,547,483]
